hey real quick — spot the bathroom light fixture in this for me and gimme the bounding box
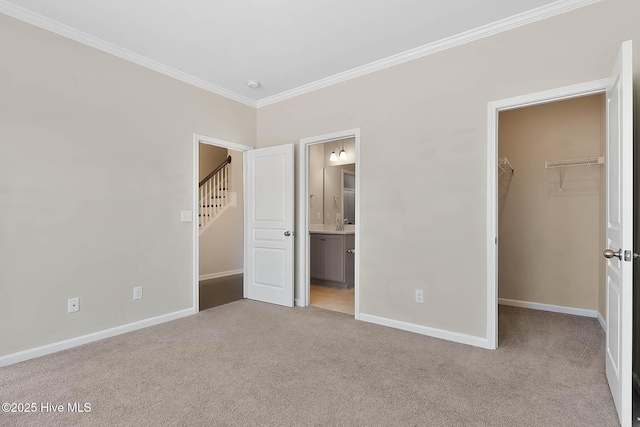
[330,150,337,161]
[339,149,347,160]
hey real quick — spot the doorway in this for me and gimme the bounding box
[486,79,610,349]
[299,129,361,319]
[487,41,634,425]
[497,94,606,325]
[192,134,252,312]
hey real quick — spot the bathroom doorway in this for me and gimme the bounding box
[299,129,360,318]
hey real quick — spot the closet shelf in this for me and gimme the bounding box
[545,156,604,191]
[545,156,604,169]
[498,157,514,176]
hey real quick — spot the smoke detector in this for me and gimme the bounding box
[247,80,261,89]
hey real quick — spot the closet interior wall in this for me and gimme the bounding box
[498,94,606,318]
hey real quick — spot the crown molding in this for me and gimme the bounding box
[1,0,601,110]
[0,0,258,108]
[255,0,601,108]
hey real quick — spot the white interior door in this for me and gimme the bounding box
[245,144,294,307]
[604,40,633,426]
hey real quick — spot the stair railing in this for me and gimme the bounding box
[199,156,231,231]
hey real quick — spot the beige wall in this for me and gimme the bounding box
[309,144,325,225]
[198,144,229,182]
[256,0,636,338]
[0,14,256,356]
[1,0,637,357]
[199,149,244,276]
[498,95,604,312]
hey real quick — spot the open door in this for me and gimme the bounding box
[245,144,295,307]
[603,40,633,426]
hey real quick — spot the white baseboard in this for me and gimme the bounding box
[199,269,243,281]
[294,298,303,307]
[0,308,195,368]
[359,313,490,349]
[597,311,607,331]
[498,298,599,318]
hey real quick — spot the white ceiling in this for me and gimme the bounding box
[3,0,582,106]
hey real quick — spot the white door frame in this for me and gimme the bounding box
[192,134,253,313]
[486,79,609,349]
[298,128,361,319]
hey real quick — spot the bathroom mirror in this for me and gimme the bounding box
[323,164,355,225]
[343,170,355,224]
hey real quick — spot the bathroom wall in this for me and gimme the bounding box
[309,144,325,225]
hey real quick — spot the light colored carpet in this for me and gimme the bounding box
[0,302,618,426]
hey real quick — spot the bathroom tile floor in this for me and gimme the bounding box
[310,285,354,315]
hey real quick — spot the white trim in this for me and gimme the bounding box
[359,313,490,349]
[198,269,243,281]
[499,298,599,318]
[193,134,253,313]
[256,0,602,108]
[0,1,256,108]
[242,153,248,300]
[486,78,608,350]
[194,134,254,152]
[1,0,600,110]
[298,129,361,320]
[486,101,498,350]
[0,308,194,368]
[597,311,607,331]
[488,78,610,112]
[294,298,303,307]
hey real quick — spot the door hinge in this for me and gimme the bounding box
[624,250,639,261]
[495,237,497,245]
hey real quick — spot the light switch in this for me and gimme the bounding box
[181,210,193,222]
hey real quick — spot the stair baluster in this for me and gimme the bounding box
[199,155,232,233]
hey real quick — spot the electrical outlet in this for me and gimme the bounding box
[415,290,424,304]
[316,212,321,220]
[133,286,143,300]
[68,297,80,313]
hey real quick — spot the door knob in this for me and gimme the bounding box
[284,231,291,237]
[603,249,622,260]
[346,249,355,254]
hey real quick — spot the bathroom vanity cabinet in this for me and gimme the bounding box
[310,232,354,289]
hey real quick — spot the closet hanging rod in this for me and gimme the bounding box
[545,156,604,169]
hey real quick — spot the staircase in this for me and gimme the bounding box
[199,155,233,233]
